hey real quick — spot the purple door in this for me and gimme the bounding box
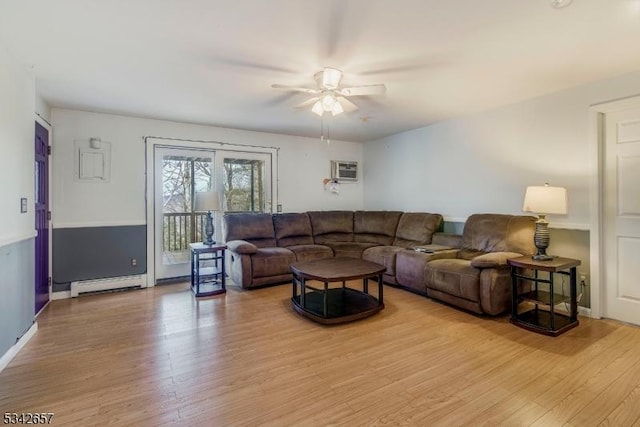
[35,121,49,314]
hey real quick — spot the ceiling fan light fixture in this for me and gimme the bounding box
[311,101,324,116]
[322,67,342,89]
[322,92,336,110]
[331,101,344,116]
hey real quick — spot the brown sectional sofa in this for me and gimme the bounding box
[223,211,536,316]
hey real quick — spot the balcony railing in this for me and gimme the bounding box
[163,212,208,252]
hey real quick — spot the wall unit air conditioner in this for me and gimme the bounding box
[330,160,358,181]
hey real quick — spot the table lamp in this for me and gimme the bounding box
[522,183,567,260]
[195,191,220,245]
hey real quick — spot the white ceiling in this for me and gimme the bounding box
[2,0,640,142]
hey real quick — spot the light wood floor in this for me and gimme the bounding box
[2,282,640,426]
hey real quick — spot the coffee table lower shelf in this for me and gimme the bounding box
[291,288,384,325]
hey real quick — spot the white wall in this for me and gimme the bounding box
[363,70,640,229]
[0,46,35,246]
[0,44,36,364]
[35,94,50,124]
[50,109,363,228]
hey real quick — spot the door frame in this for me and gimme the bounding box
[144,137,279,287]
[35,114,52,315]
[589,95,640,319]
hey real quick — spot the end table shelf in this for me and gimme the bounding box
[519,290,571,306]
[508,256,581,337]
[190,243,227,297]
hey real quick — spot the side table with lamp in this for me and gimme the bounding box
[190,191,226,297]
[509,183,580,336]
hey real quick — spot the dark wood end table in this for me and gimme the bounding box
[190,243,226,297]
[508,256,581,336]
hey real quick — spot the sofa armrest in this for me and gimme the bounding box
[432,232,462,248]
[470,252,523,268]
[424,249,460,260]
[226,240,258,254]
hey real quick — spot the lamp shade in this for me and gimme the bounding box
[522,185,567,215]
[194,191,220,212]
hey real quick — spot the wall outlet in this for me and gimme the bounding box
[579,273,588,286]
[277,204,282,212]
[131,258,137,267]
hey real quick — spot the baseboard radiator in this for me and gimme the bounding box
[70,274,147,297]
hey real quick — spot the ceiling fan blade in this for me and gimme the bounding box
[338,84,387,97]
[294,97,320,109]
[271,84,319,94]
[336,97,358,112]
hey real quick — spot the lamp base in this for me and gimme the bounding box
[532,215,553,261]
[203,211,215,246]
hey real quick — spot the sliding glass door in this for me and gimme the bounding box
[221,153,271,213]
[153,147,272,282]
[154,147,214,280]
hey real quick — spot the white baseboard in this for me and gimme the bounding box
[0,322,38,373]
[578,306,592,318]
[52,291,71,300]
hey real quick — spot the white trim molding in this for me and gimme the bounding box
[52,291,71,300]
[0,231,37,248]
[52,220,146,229]
[0,322,37,373]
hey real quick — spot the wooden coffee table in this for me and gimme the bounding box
[290,258,386,324]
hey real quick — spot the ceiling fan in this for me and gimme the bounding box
[271,67,386,116]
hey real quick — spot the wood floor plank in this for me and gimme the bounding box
[1,281,640,426]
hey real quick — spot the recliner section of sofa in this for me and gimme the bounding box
[223,213,296,288]
[424,214,536,315]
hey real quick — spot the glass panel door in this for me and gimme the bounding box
[218,152,272,213]
[155,147,214,281]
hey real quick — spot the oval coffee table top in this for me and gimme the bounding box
[290,257,386,282]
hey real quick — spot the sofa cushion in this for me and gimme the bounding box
[223,213,277,248]
[323,242,379,259]
[251,247,296,278]
[273,213,314,247]
[354,211,403,245]
[226,240,258,254]
[308,211,354,244]
[462,214,536,255]
[425,259,481,302]
[396,249,459,293]
[286,244,333,262]
[432,232,463,248]
[362,245,405,275]
[393,213,443,248]
[470,251,523,268]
